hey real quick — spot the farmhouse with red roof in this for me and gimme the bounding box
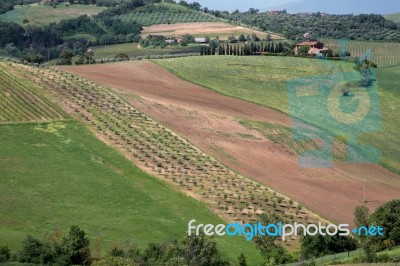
[294,41,328,55]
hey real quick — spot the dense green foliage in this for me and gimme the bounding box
[201,41,294,56]
[353,200,400,262]
[17,226,91,265]
[92,42,201,59]
[370,200,400,248]
[300,235,358,259]
[1,230,244,265]
[0,13,142,62]
[221,12,400,41]
[97,235,230,266]
[0,0,39,15]
[0,246,11,263]
[0,0,218,62]
[254,214,293,264]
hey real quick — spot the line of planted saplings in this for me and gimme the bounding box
[0,66,65,124]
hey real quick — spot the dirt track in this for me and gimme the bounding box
[57,61,400,225]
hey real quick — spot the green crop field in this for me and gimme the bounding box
[120,2,220,26]
[322,39,400,67]
[0,3,106,26]
[0,63,264,264]
[0,64,65,123]
[155,56,400,174]
[92,43,201,59]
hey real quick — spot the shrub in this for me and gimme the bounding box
[0,245,10,263]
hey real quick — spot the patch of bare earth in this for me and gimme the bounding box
[57,61,400,225]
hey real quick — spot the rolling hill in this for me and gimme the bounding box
[0,3,105,26]
[0,61,264,264]
[385,12,400,23]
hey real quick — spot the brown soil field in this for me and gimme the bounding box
[141,22,284,40]
[57,61,400,225]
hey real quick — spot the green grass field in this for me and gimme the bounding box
[0,64,264,264]
[92,43,201,59]
[385,12,400,23]
[0,121,263,264]
[0,3,106,26]
[155,56,400,174]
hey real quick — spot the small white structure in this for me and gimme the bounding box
[195,37,208,43]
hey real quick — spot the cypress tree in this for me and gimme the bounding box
[278,42,284,53]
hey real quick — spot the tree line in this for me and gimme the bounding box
[220,12,400,42]
[200,41,294,56]
[0,199,398,265]
[0,0,146,63]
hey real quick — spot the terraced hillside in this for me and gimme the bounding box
[0,63,65,123]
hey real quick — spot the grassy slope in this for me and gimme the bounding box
[385,12,400,23]
[155,56,400,173]
[92,43,201,59]
[156,56,350,114]
[0,3,105,26]
[0,65,264,264]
